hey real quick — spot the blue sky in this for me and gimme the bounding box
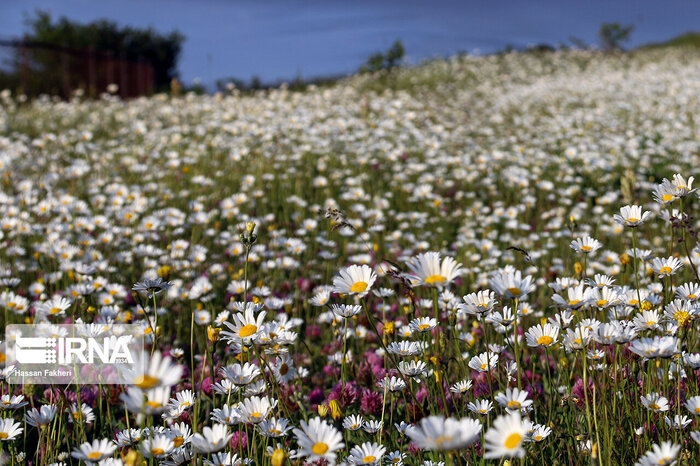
[1,0,698,86]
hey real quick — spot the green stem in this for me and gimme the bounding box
[631,228,642,309]
[545,347,554,423]
[582,352,593,460]
[513,297,521,391]
[482,314,494,400]
[151,293,158,357]
[341,317,348,392]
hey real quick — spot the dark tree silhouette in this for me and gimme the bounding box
[599,23,635,51]
[1,11,185,96]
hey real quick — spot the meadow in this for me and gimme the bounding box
[0,45,699,465]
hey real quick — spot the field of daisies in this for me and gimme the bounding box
[0,45,699,465]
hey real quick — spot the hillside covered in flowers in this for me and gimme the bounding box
[0,46,699,465]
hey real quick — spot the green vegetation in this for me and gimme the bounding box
[640,32,700,49]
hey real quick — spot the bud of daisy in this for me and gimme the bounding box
[240,222,258,248]
[317,404,328,417]
[271,448,287,466]
[328,399,342,420]
[207,325,221,342]
[574,262,583,274]
[620,253,630,265]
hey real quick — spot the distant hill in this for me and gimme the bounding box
[639,31,700,49]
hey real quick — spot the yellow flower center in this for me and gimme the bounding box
[418,324,430,331]
[363,456,377,463]
[504,432,522,449]
[662,194,675,202]
[478,409,486,413]
[87,452,103,460]
[659,266,672,274]
[151,448,164,456]
[507,401,521,409]
[279,364,289,375]
[0,433,7,439]
[507,287,522,297]
[134,374,159,389]
[534,435,543,441]
[173,436,184,447]
[649,403,659,410]
[425,275,447,285]
[628,217,639,222]
[312,442,329,455]
[180,402,191,409]
[581,245,591,252]
[480,363,488,370]
[537,336,553,346]
[250,412,261,420]
[596,300,607,307]
[50,307,61,314]
[350,281,368,293]
[239,324,257,337]
[145,401,162,408]
[435,435,453,447]
[568,299,580,306]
